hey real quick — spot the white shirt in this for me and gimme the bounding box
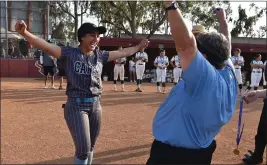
[135,52,148,65]
[251,60,263,72]
[154,56,169,68]
[115,57,126,66]
[170,55,181,67]
[231,55,244,69]
[129,60,135,67]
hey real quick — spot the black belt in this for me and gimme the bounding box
[253,71,262,73]
[138,64,144,65]
[235,68,240,69]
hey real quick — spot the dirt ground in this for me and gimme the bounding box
[1,78,266,164]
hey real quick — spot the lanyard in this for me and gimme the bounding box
[236,96,245,147]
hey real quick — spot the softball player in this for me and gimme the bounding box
[247,54,264,91]
[15,20,149,165]
[170,53,182,85]
[263,59,267,89]
[135,48,148,92]
[154,49,169,93]
[231,48,244,94]
[113,46,126,91]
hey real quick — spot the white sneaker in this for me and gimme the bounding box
[50,85,56,89]
[44,86,48,89]
[157,87,161,93]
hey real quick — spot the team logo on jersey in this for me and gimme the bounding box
[74,61,102,76]
[74,61,92,75]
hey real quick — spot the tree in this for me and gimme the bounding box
[35,1,74,40]
[256,26,267,38]
[49,1,73,40]
[57,1,90,40]
[182,1,232,31]
[90,1,231,38]
[231,4,266,37]
[51,21,66,40]
[90,1,167,38]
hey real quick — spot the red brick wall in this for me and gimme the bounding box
[0,59,43,78]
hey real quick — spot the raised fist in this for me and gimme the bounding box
[139,39,149,50]
[213,7,226,20]
[15,20,27,35]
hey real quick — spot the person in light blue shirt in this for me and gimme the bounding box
[146,2,238,165]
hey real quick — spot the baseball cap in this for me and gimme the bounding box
[192,25,206,34]
[79,22,106,35]
[78,23,107,42]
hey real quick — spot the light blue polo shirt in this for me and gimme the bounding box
[153,50,238,149]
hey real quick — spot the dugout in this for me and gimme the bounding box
[99,37,267,82]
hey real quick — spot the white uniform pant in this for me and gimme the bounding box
[263,72,266,86]
[173,67,182,83]
[114,65,124,80]
[156,68,167,83]
[136,64,145,80]
[234,68,242,84]
[250,71,262,87]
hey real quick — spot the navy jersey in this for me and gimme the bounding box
[61,47,109,97]
[40,51,55,66]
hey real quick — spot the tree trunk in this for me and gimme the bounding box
[165,18,169,34]
[74,1,78,41]
[81,5,83,25]
[129,2,137,38]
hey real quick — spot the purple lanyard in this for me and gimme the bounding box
[236,96,245,146]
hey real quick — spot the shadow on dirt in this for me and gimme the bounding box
[35,144,151,164]
[1,88,166,106]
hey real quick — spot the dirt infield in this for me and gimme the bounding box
[1,78,266,164]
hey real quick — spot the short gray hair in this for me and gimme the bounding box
[196,32,230,69]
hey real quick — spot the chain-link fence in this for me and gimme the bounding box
[0,1,50,59]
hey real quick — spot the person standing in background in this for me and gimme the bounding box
[170,53,182,85]
[129,56,136,83]
[246,54,264,91]
[56,43,66,90]
[113,46,127,92]
[40,40,56,89]
[262,56,267,89]
[231,48,244,94]
[154,49,169,94]
[135,48,148,92]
